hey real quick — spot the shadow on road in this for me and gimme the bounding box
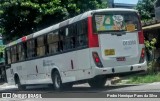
[0,84,139,93]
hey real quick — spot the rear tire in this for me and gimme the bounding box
[88,76,106,88]
[16,76,26,90]
[51,71,63,90]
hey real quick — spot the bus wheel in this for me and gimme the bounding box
[16,76,26,90]
[88,77,106,88]
[52,71,62,90]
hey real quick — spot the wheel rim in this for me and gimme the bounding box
[55,74,61,89]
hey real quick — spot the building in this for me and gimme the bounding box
[107,0,114,8]
[155,0,160,21]
[114,3,136,9]
[140,0,160,66]
[106,0,136,9]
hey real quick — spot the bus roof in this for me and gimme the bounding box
[6,8,137,47]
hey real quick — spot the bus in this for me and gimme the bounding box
[5,8,147,90]
[0,36,5,82]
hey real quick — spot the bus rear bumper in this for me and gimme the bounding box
[93,61,147,77]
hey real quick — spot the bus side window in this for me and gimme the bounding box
[60,25,77,51]
[17,43,26,61]
[69,25,76,49]
[27,40,36,59]
[17,44,21,61]
[11,46,17,63]
[77,19,88,47]
[64,28,70,50]
[6,48,11,64]
[47,32,59,54]
[59,29,65,51]
[23,42,27,60]
[37,36,45,57]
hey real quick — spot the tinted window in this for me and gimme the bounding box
[27,40,36,58]
[47,32,59,54]
[11,46,17,63]
[17,44,25,61]
[6,48,11,64]
[37,36,46,57]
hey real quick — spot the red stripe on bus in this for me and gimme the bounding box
[88,16,99,48]
[21,36,27,42]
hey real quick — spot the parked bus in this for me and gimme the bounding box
[5,8,147,90]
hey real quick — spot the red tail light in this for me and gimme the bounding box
[138,31,144,44]
[88,16,99,47]
[141,48,145,58]
[139,48,145,63]
[92,52,103,67]
[95,58,100,63]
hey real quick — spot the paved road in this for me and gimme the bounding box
[0,82,160,101]
[0,82,160,93]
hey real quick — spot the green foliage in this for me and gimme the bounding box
[144,38,157,50]
[0,0,107,43]
[0,45,5,53]
[0,37,5,54]
[147,60,157,73]
[126,73,160,84]
[144,38,157,73]
[136,0,156,21]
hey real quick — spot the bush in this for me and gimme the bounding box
[147,59,160,74]
[145,38,158,74]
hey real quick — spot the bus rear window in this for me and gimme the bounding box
[94,12,141,32]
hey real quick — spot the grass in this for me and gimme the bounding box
[125,73,160,84]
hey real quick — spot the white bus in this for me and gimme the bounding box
[5,8,147,90]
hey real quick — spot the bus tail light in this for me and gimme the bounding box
[138,31,144,44]
[92,52,103,67]
[139,48,145,63]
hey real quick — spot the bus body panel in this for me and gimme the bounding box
[91,9,146,70]
[89,47,147,76]
[6,68,15,85]
[98,32,140,67]
[8,48,92,85]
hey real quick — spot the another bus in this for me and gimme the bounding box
[5,8,147,90]
[0,36,5,82]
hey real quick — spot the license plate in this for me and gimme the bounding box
[104,49,115,56]
[116,57,126,61]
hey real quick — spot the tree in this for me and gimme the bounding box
[136,0,156,20]
[0,0,107,44]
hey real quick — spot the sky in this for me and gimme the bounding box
[114,0,139,4]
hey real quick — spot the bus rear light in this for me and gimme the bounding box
[141,49,145,58]
[138,31,144,44]
[95,58,100,63]
[139,48,145,63]
[92,52,103,67]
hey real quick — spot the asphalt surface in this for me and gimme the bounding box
[0,82,160,93]
[0,82,160,101]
